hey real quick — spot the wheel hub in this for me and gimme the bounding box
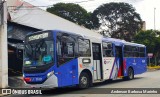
[129,69,133,79]
[81,76,87,85]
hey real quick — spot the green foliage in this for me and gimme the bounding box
[47,3,95,29]
[92,2,142,41]
[134,30,160,57]
[148,63,155,67]
[148,63,153,67]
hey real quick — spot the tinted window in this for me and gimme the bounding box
[124,45,145,57]
[124,45,132,57]
[132,46,139,57]
[57,34,75,66]
[103,42,113,57]
[124,45,131,51]
[78,39,91,57]
[92,44,101,60]
[139,47,145,57]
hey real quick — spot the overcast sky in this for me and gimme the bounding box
[24,0,160,30]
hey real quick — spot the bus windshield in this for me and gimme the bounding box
[24,39,54,67]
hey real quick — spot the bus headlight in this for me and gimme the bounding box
[25,61,31,65]
[47,71,54,78]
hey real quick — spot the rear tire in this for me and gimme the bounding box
[127,68,134,80]
[123,68,134,80]
[78,72,90,88]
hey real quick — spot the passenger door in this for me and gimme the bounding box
[92,43,102,80]
[102,42,115,80]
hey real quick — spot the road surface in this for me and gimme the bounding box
[5,70,160,97]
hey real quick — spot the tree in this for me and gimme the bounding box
[47,3,94,29]
[134,30,160,60]
[92,2,142,41]
[134,30,156,53]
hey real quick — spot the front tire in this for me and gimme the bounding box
[78,72,89,88]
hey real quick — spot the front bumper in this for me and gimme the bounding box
[24,74,58,88]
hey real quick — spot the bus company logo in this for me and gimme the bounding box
[104,61,110,64]
[142,60,145,63]
[31,77,42,82]
[133,59,136,63]
[2,89,11,94]
[35,77,43,81]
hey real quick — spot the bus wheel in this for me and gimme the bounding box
[79,72,89,88]
[128,68,134,80]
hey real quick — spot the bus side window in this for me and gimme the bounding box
[124,45,132,57]
[132,46,139,57]
[135,47,139,57]
[102,42,113,57]
[57,35,75,66]
[78,38,91,57]
[139,47,145,57]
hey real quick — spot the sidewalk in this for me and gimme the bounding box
[0,76,25,96]
[147,66,160,72]
[8,76,25,88]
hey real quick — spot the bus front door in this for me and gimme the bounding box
[92,43,102,80]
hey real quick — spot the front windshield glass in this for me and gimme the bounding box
[24,40,54,66]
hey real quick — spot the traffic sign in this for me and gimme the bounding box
[148,53,153,58]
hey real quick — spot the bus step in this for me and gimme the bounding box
[94,79,103,83]
[118,76,124,78]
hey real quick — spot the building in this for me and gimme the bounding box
[142,21,146,31]
[8,21,40,76]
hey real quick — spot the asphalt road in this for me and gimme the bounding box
[5,70,160,97]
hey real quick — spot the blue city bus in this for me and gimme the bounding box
[23,30,147,88]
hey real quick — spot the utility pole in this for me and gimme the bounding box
[0,0,8,88]
[154,8,156,30]
[153,7,157,66]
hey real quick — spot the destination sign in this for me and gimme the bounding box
[28,33,48,41]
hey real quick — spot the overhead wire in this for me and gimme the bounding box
[7,0,95,9]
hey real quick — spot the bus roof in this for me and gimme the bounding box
[103,37,145,47]
[28,30,145,47]
[103,37,126,46]
[124,42,145,47]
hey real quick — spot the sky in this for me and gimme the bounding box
[24,0,160,30]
